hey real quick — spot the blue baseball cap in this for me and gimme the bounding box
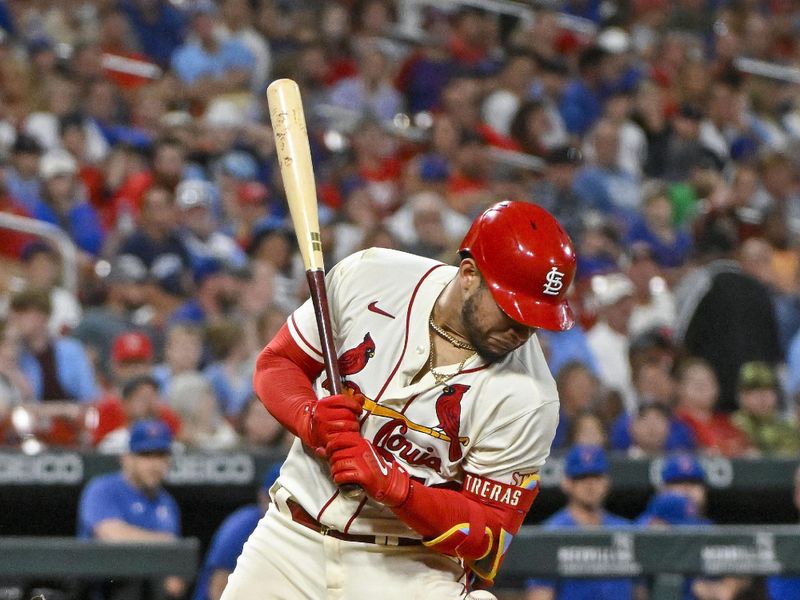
[637,492,702,526]
[564,445,609,478]
[661,453,706,484]
[129,419,173,454]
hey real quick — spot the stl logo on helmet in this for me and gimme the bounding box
[542,266,565,296]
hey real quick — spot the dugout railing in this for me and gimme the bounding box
[0,528,797,599]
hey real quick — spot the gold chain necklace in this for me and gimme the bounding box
[428,327,476,386]
[428,316,476,351]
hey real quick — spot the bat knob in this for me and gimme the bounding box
[340,484,364,499]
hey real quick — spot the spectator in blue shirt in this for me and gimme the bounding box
[635,491,704,527]
[526,445,639,600]
[8,288,98,403]
[31,149,105,256]
[78,419,184,599]
[170,0,254,103]
[192,464,281,600]
[120,0,186,67]
[658,452,710,518]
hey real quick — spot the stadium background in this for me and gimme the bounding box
[2,0,800,598]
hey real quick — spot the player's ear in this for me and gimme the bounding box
[458,258,482,294]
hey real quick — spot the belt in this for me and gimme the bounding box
[286,499,421,547]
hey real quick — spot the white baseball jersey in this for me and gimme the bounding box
[277,248,559,538]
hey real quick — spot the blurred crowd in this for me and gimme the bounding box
[1,0,800,465]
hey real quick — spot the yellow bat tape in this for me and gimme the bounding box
[361,397,470,446]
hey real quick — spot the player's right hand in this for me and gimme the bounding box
[308,393,364,457]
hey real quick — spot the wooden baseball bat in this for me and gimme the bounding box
[267,78,362,499]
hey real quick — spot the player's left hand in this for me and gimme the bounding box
[327,432,410,507]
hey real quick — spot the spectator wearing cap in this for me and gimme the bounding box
[119,185,193,273]
[94,372,181,454]
[17,240,82,336]
[531,145,582,238]
[177,179,247,271]
[673,357,752,457]
[170,0,255,106]
[7,288,97,403]
[573,118,641,229]
[192,464,281,600]
[72,254,153,377]
[586,272,638,414]
[170,257,242,325]
[634,491,731,599]
[78,417,185,599]
[231,181,274,251]
[659,452,710,517]
[659,102,709,183]
[525,445,639,600]
[30,149,105,255]
[732,361,800,456]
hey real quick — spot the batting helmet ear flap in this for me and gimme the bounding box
[459,201,576,331]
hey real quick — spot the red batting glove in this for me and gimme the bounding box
[327,432,410,507]
[307,394,364,457]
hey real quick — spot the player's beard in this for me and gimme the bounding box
[462,291,508,364]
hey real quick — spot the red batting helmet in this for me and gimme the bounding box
[459,201,576,331]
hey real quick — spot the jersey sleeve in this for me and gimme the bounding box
[463,398,560,485]
[78,478,125,536]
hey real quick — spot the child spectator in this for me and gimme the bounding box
[674,357,752,457]
[732,361,800,456]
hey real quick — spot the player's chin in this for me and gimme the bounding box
[475,339,512,364]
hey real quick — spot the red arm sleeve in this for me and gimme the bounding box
[253,323,325,446]
[391,473,539,583]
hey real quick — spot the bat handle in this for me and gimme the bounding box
[307,272,364,500]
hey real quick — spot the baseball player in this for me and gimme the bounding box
[222,201,576,599]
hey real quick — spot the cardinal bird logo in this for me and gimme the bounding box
[322,333,376,393]
[434,384,470,462]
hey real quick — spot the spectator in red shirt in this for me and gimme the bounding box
[94,374,181,454]
[93,332,180,451]
[674,356,752,457]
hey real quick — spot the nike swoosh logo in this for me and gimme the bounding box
[367,444,389,476]
[367,301,395,319]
